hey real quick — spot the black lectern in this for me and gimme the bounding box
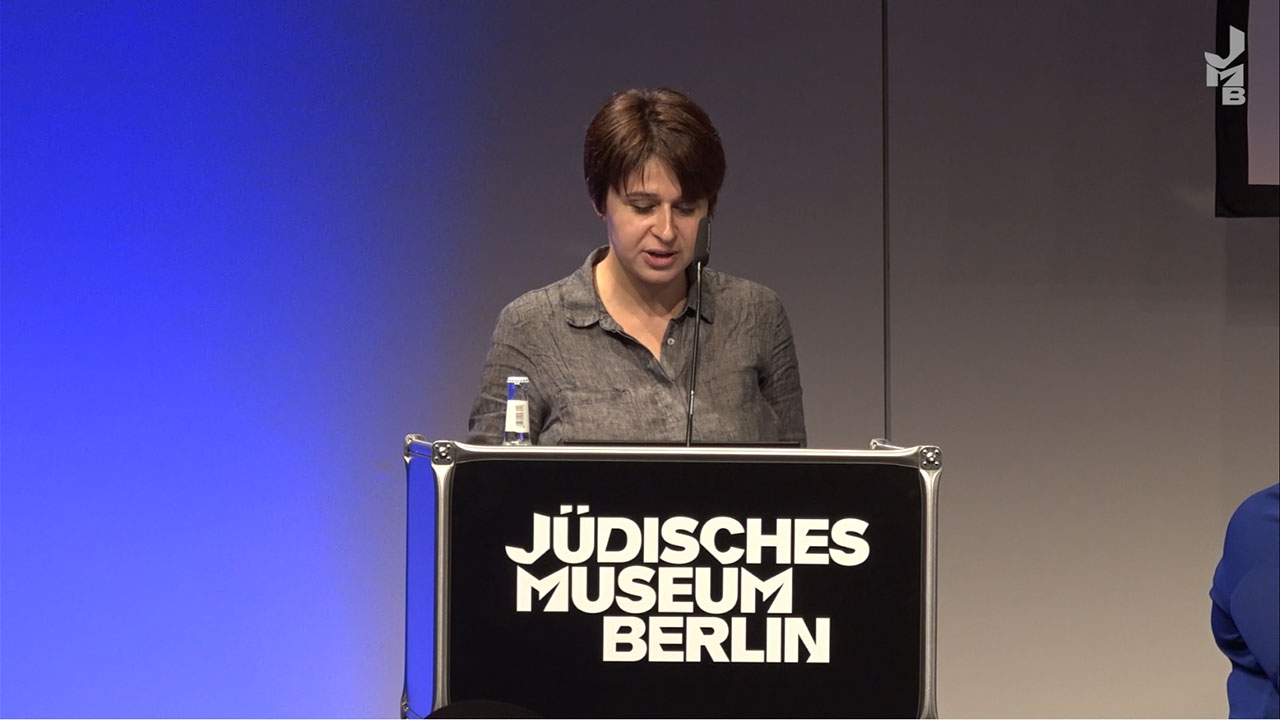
[402,438,942,719]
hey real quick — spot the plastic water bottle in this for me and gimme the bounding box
[503,376,532,446]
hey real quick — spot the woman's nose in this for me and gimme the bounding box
[652,206,676,241]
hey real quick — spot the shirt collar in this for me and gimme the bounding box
[562,247,715,328]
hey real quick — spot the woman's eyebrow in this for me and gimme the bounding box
[625,191,695,203]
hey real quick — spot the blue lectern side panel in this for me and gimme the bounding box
[403,453,436,718]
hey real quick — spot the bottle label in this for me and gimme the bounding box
[505,400,530,433]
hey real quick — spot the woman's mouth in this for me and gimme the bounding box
[643,250,678,269]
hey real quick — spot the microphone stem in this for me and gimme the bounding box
[685,261,704,447]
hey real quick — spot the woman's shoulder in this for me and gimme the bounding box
[704,269,786,308]
[494,267,587,328]
[497,251,600,327]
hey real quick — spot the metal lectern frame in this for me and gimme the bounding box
[402,438,942,719]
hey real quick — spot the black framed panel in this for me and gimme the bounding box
[1215,0,1280,217]
[403,441,941,719]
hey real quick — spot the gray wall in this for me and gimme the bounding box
[423,1,1277,717]
[887,1,1278,716]
[427,2,886,449]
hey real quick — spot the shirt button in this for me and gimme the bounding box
[666,337,675,346]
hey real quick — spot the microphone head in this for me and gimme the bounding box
[694,216,712,266]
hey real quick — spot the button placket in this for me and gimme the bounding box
[657,322,681,379]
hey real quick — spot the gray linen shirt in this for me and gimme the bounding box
[467,248,806,446]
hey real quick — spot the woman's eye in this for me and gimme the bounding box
[631,204,655,214]
[675,205,697,216]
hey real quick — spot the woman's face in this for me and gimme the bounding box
[600,158,709,292]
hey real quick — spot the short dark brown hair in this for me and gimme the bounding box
[584,88,727,216]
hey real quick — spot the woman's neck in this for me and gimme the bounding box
[594,250,687,320]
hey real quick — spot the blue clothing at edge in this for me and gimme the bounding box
[1212,483,1280,719]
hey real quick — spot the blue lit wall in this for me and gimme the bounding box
[3,2,890,715]
[2,3,486,715]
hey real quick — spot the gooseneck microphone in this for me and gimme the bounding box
[685,217,712,447]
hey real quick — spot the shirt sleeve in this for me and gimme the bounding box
[760,292,807,447]
[467,302,547,445]
[1210,484,1280,716]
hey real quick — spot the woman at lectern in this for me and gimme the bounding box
[467,88,805,446]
